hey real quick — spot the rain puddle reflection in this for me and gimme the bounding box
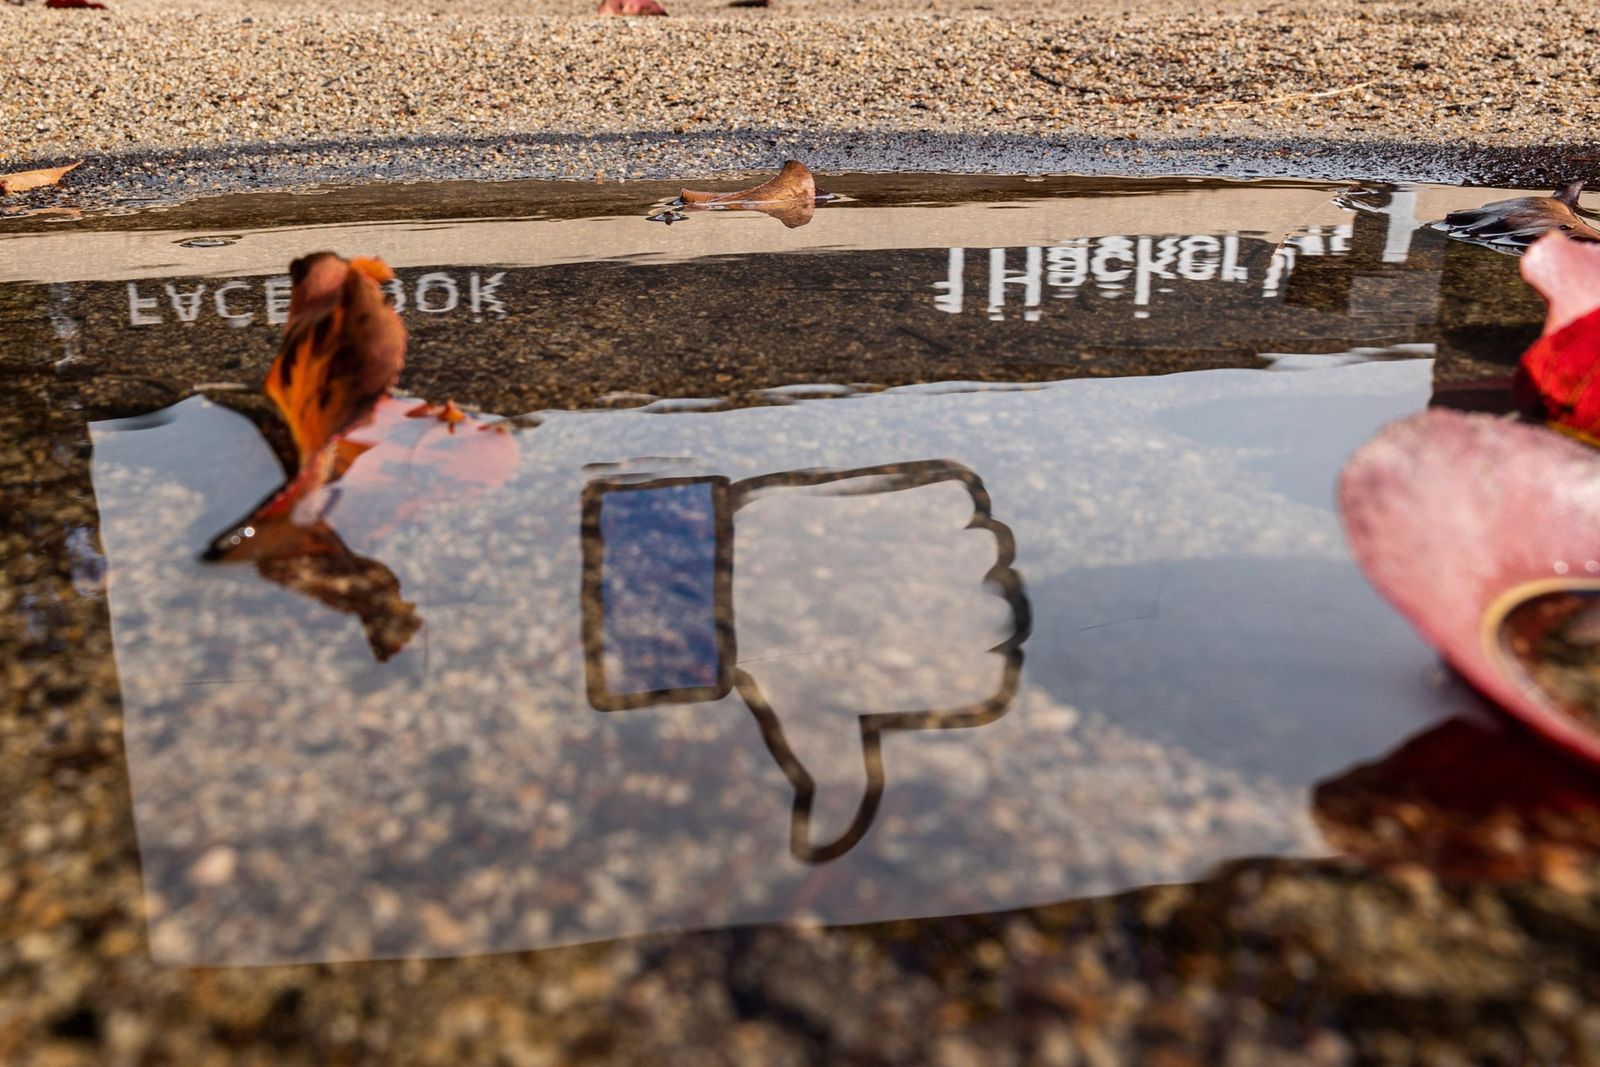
[88,361,1459,965]
[2,173,1568,966]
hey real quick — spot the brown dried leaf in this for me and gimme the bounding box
[1434,182,1600,254]
[0,160,82,196]
[680,160,816,206]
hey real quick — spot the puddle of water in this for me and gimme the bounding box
[1,173,1561,967]
[87,361,1470,965]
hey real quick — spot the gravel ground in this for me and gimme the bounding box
[2,0,1599,200]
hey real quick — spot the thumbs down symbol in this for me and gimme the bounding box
[581,460,1030,863]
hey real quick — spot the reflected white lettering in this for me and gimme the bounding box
[165,283,207,323]
[470,272,507,318]
[945,226,1355,319]
[213,281,253,327]
[126,283,161,327]
[125,271,513,327]
[415,272,459,314]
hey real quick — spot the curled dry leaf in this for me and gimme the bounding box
[597,0,666,14]
[205,251,406,560]
[0,160,82,196]
[1432,181,1600,254]
[1515,234,1600,439]
[201,251,520,661]
[680,160,816,207]
[1339,409,1600,768]
[678,161,819,228]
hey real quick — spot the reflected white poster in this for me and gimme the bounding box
[90,361,1460,965]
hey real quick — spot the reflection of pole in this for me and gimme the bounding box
[1221,235,1246,283]
[932,248,964,314]
[1383,188,1418,264]
[1262,245,1295,299]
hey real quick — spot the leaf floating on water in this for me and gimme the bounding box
[675,161,822,228]
[1339,409,1600,768]
[1431,182,1600,255]
[405,398,467,428]
[264,251,406,496]
[0,160,82,196]
[680,159,816,207]
[200,252,524,662]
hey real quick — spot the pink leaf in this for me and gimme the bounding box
[1340,409,1600,765]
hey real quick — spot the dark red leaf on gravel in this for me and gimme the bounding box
[44,0,108,9]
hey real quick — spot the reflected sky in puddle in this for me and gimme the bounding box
[90,361,1464,965]
[4,173,1562,969]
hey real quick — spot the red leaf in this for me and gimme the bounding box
[44,0,108,8]
[1516,234,1600,438]
[1515,307,1600,437]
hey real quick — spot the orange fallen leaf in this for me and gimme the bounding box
[405,398,467,428]
[0,160,82,196]
[265,252,406,497]
[205,251,405,558]
[680,160,815,207]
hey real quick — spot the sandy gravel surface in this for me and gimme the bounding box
[3,0,1599,192]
